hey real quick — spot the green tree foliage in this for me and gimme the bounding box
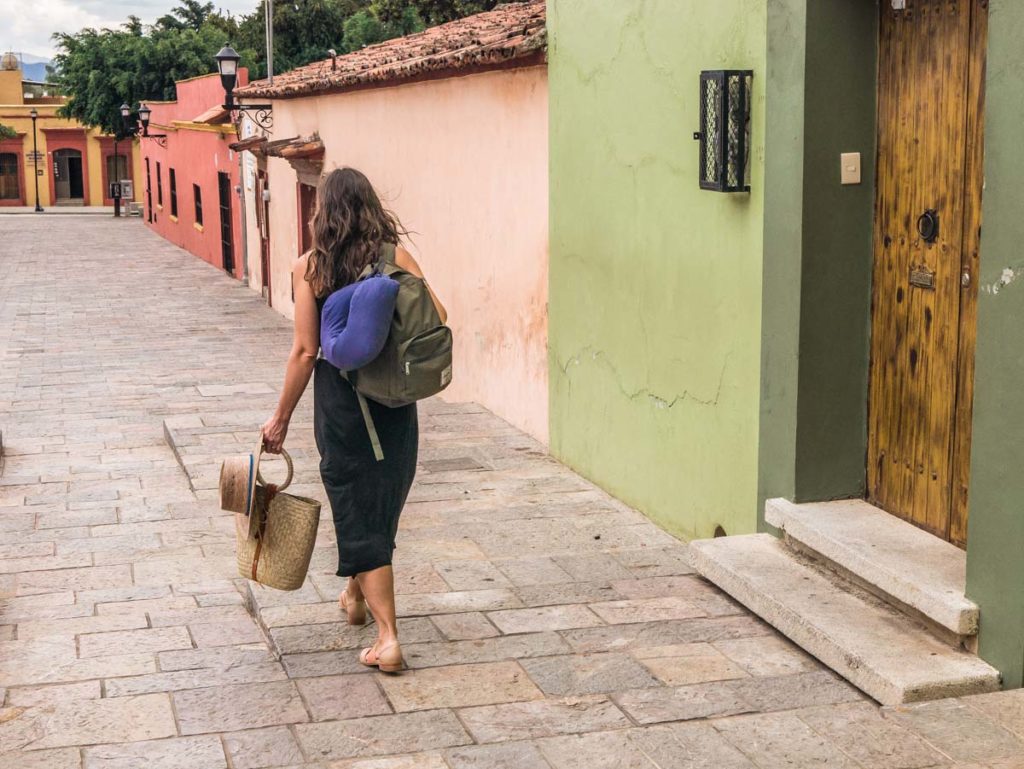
[374,0,498,25]
[235,1,424,79]
[341,6,424,53]
[50,0,491,132]
[156,1,217,31]
[0,123,16,140]
[52,7,253,135]
[237,0,359,76]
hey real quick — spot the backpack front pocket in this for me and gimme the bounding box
[397,325,453,401]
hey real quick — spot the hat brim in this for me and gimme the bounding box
[244,436,264,540]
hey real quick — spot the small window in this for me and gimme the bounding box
[169,168,178,217]
[193,184,203,226]
[156,162,163,206]
[0,153,19,200]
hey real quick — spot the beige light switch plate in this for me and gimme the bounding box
[841,152,862,185]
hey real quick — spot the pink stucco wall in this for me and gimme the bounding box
[260,66,549,442]
[141,73,247,278]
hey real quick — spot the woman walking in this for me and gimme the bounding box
[261,167,446,672]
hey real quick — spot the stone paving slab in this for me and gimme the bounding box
[1,217,1022,768]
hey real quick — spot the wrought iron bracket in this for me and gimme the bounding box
[142,132,168,149]
[229,104,273,131]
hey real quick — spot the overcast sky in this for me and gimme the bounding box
[0,0,260,58]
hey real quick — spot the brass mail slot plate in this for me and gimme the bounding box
[909,267,936,290]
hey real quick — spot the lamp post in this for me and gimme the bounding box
[111,103,132,218]
[29,108,42,212]
[215,44,273,130]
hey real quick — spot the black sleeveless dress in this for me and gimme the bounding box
[314,288,419,578]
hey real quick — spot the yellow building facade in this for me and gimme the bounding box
[0,54,142,208]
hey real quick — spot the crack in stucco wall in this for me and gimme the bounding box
[558,346,730,410]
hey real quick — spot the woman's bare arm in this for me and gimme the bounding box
[262,255,320,453]
[396,245,448,323]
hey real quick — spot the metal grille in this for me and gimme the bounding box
[701,77,721,184]
[727,75,741,188]
[696,70,752,193]
[726,73,751,190]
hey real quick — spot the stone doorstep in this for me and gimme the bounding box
[687,534,1000,706]
[766,497,978,637]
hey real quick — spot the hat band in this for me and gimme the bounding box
[243,453,254,517]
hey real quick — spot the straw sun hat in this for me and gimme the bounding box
[220,436,264,540]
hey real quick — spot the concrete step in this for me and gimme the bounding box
[688,534,1000,705]
[766,498,978,637]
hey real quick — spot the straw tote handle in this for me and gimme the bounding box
[257,448,294,492]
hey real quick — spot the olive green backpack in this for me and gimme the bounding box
[345,243,453,460]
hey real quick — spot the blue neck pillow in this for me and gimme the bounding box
[320,273,399,371]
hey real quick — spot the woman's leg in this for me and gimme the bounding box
[338,574,367,625]
[356,565,398,646]
[346,577,364,601]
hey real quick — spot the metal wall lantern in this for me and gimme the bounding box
[136,104,168,148]
[693,70,753,193]
[215,44,272,130]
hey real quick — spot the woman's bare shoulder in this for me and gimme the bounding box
[394,245,423,277]
[294,252,311,276]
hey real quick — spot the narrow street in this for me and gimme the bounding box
[1,215,1022,768]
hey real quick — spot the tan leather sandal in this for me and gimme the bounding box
[338,590,367,626]
[360,641,404,673]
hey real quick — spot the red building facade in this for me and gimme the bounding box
[140,72,248,278]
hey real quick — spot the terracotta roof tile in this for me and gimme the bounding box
[237,1,545,100]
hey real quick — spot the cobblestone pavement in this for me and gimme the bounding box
[2,217,1024,769]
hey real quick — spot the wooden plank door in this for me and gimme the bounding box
[218,172,235,274]
[867,0,987,546]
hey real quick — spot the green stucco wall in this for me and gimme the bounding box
[548,0,767,541]
[794,0,876,503]
[758,0,876,524]
[757,0,807,517]
[966,0,1024,690]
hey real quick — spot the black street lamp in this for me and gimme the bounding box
[111,103,133,218]
[29,108,43,212]
[215,44,273,130]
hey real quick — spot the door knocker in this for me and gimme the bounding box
[917,209,939,244]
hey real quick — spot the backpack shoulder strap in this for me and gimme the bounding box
[355,389,384,462]
[339,372,385,462]
[380,242,397,268]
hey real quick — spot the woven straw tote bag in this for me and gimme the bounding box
[235,448,321,591]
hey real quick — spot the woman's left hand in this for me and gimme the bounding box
[261,413,290,454]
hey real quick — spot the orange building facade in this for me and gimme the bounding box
[0,53,142,208]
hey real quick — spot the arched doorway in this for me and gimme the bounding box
[53,148,84,205]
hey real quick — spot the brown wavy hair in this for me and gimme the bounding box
[305,168,407,298]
